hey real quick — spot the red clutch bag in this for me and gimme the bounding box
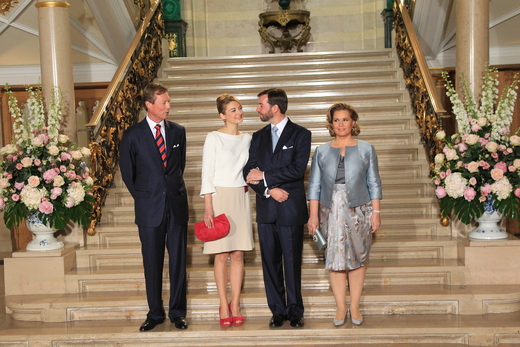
[194,214,230,242]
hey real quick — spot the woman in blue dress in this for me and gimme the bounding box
[307,102,382,326]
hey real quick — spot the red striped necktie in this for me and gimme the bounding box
[154,124,167,167]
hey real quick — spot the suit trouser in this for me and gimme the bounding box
[138,205,187,320]
[258,223,304,319]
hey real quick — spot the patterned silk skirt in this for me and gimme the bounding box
[319,184,373,271]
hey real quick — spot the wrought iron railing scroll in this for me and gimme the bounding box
[394,1,447,176]
[84,0,164,236]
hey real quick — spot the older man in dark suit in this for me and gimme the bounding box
[119,82,189,332]
[244,88,311,328]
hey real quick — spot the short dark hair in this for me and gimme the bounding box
[326,103,361,137]
[257,88,288,114]
[142,83,168,111]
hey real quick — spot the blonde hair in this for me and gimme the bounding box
[216,94,241,115]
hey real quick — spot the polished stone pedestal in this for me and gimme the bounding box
[4,244,78,297]
[459,234,520,285]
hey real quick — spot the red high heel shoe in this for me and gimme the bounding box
[230,303,245,326]
[219,306,232,327]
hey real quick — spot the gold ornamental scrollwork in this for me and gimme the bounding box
[166,33,178,57]
[0,0,19,15]
[393,2,444,176]
[394,2,450,228]
[277,12,290,26]
[86,1,164,236]
[34,1,70,9]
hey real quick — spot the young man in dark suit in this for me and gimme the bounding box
[119,82,189,331]
[244,88,311,328]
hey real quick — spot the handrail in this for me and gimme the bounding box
[86,0,160,128]
[397,1,446,115]
[394,0,447,177]
[84,0,164,236]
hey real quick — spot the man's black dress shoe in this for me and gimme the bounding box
[171,316,188,329]
[269,314,286,327]
[289,315,304,328]
[139,318,164,332]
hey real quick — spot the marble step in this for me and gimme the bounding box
[75,236,457,268]
[175,101,414,120]
[164,195,433,221]
[181,116,417,133]
[103,178,435,208]
[179,198,440,220]
[161,68,402,88]
[67,257,463,295]
[182,144,428,162]
[165,58,396,75]
[102,184,436,209]
[166,50,395,68]
[99,171,443,212]
[7,283,520,323]
[183,129,421,148]
[6,312,520,346]
[173,102,412,122]
[164,57,397,77]
[99,197,438,226]
[179,114,417,134]
[165,79,405,99]
[179,161,430,185]
[169,90,407,111]
[90,216,449,246]
[181,146,428,166]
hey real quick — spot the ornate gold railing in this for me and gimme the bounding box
[394,0,447,176]
[84,0,164,236]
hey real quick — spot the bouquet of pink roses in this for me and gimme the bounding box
[0,85,94,230]
[433,66,520,225]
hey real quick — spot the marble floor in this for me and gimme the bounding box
[1,254,520,347]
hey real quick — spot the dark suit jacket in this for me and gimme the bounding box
[243,119,311,226]
[119,118,189,227]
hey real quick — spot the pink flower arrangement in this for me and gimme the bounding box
[434,67,520,224]
[0,85,95,230]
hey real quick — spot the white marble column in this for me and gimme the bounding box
[455,0,489,98]
[36,0,76,142]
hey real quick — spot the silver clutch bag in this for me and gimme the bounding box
[312,228,327,250]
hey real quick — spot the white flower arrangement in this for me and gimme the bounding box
[0,84,94,230]
[433,66,520,224]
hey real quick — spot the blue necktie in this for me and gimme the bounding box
[272,126,279,152]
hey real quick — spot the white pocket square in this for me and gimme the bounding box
[172,144,180,148]
[282,145,293,150]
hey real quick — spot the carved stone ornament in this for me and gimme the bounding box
[259,10,311,53]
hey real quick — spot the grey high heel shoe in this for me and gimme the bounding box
[351,316,363,325]
[333,316,346,326]
[333,307,348,326]
[350,306,363,325]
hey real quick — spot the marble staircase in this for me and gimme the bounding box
[4,49,520,346]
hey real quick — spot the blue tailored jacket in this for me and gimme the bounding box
[308,140,382,208]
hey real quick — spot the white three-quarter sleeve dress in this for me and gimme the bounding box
[200,131,254,254]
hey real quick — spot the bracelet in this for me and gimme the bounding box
[309,216,318,219]
[372,210,381,213]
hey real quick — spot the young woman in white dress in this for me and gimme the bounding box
[200,94,254,327]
